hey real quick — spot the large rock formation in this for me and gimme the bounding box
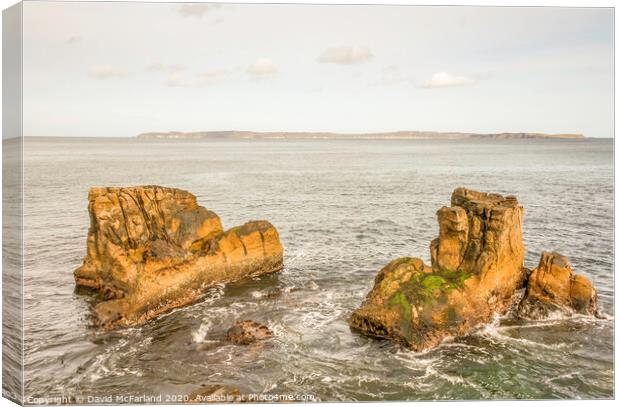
[350,187,598,351]
[74,186,283,329]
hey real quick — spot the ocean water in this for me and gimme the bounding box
[20,138,613,401]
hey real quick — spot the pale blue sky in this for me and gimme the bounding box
[22,2,614,138]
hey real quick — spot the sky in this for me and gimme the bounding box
[21,2,614,138]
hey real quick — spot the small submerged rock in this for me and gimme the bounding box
[227,320,273,345]
[265,287,283,299]
[349,187,601,352]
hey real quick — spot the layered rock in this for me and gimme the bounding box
[518,252,598,319]
[74,186,283,329]
[350,187,599,351]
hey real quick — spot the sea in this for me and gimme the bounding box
[12,137,615,401]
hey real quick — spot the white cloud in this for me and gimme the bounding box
[165,70,228,87]
[246,58,279,76]
[370,65,408,86]
[199,69,227,80]
[89,66,128,79]
[178,4,219,18]
[145,63,164,72]
[422,72,477,88]
[65,36,81,45]
[168,64,187,73]
[317,46,373,64]
[145,64,187,73]
[164,73,188,87]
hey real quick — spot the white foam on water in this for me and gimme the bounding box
[391,349,440,372]
[250,290,264,299]
[477,320,569,351]
[268,320,303,354]
[306,280,320,290]
[436,341,477,350]
[357,374,382,387]
[504,310,612,331]
[547,371,580,382]
[425,364,491,398]
[192,320,213,343]
[427,365,464,385]
[84,338,130,383]
[285,246,308,268]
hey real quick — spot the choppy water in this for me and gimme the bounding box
[20,138,613,401]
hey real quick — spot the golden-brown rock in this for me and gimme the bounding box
[518,251,598,319]
[351,188,601,351]
[350,187,528,351]
[74,186,283,329]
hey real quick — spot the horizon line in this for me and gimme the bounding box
[7,134,615,141]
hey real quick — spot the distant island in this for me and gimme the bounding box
[136,131,585,140]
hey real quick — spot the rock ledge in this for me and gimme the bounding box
[74,186,284,329]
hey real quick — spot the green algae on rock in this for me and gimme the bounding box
[350,187,600,351]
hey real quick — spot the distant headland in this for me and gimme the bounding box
[135,131,585,140]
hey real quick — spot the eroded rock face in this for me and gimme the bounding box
[350,187,599,351]
[431,189,527,310]
[74,186,283,329]
[226,320,273,345]
[518,252,598,319]
[350,188,527,351]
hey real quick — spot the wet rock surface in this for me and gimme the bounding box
[227,320,273,345]
[350,187,600,351]
[74,186,284,329]
[518,251,599,319]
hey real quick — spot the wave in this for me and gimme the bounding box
[192,320,213,344]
